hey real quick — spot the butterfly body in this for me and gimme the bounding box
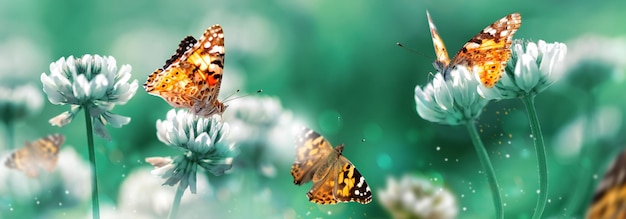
[427,11,522,87]
[5,134,65,178]
[144,24,226,117]
[291,127,372,204]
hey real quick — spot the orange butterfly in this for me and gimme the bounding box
[144,24,226,117]
[427,11,522,88]
[291,127,372,204]
[5,134,65,178]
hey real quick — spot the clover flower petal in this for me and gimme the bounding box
[40,54,138,139]
[149,109,236,193]
[478,40,567,99]
[415,67,489,125]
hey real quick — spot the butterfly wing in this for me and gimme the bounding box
[5,134,64,178]
[587,150,626,219]
[186,24,226,116]
[448,13,522,87]
[5,143,39,177]
[333,156,372,204]
[306,158,340,205]
[162,36,198,71]
[144,36,201,108]
[426,11,451,73]
[35,134,64,172]
[144,24,226,117]
[291,127,334,185]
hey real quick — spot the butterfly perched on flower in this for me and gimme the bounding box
[427,11,522,88]
[4,134,65,178]
[291,127,372,204]
[144,24,227,117]
[587,150,626,219]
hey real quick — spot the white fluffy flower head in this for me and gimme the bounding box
[478,40,567,99]
[415,66,489,125]
[378,175,458,219]
[148,109,236,193]
[40,54,138,140]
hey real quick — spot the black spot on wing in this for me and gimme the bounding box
[163,36,197,69]
[211,59,224,68]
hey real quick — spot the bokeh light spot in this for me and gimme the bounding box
[377,153,392,170]
[363,123,382,142]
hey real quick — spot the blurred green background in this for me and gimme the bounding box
[1,0,626,218]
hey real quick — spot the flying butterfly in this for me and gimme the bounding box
[5,134,65,178]
[291,127,372,204]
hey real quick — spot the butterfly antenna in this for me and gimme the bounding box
[396,42,432,60]
[223,89,263,103]
[222,89,240,102]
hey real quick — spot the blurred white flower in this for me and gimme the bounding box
[40,54,138,140]
[90,204,152,219]
[0,152,46,201]
[117,167,211,218]
[0,147,90,206]
[149,109,236,193]
[0,37,50,81]
[378,175,458,219]
[55,147,91,202]
[553,106,622,159]
[556,35,626,86]
[177,185,285,218]
[478,40,567,99]
[415,66,489,125]
[222,96,298,178]
[0,84,43,122]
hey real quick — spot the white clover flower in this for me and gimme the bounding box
[148,109,236,193]
[478,40,567,100]
[415,66,489,125]
[379,175,458,219]
[40,54,138,140]
[0,84,43,122]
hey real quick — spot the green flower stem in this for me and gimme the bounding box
[466,121,504,219]
[168,180,186,219]
[84,109,100,219]
[521,95,548,219]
